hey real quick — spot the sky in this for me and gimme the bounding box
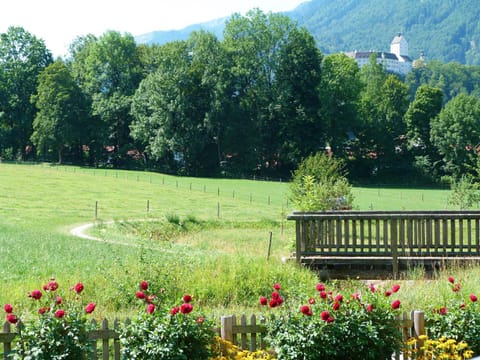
[1,0,308,58]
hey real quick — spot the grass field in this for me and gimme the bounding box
[0,162,478,320]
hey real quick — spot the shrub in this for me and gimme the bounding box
[289,153,354,211]
[425,276,480,355]
[260,282,403,360]
[5,278,96,359]
[119,280,216,359]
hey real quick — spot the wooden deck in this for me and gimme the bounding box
[288,211,480,278]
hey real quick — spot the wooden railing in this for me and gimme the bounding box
[288,211,480,276]
[1,312,425,359]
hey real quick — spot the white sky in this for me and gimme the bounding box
[1,0,307,58]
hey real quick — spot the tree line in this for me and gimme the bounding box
[1,9,480,183]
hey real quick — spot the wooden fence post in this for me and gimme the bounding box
[413,310,425,350]
[221,315,234,344]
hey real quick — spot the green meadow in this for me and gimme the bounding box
[0,162,477,319]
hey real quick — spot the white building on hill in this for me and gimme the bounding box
[345,34,413,76]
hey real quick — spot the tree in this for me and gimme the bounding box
[431,93,480,179]
[357,58,411,178]
[274,27,323,171]
[31,61,88,163]
[319,53,362,154]
[69,31,142,166]
[404,85,444,179]
[289,152,354,211]
[223,9,324,175]
[447,174,480,210]
[131,32,225,175]
[0,26,53,159]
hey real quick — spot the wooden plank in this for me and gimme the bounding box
[459,218,464,252]
[391,219,399,279]
[295,220,301,263]
[240,315,247,350]
[360,219,365,253]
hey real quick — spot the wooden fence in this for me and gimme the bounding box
[1,312,425,359]
[288,211,480,277]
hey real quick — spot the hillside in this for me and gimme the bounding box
[135,0,480,65]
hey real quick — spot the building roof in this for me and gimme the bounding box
[391,33,405,44]
[346,51,401,61]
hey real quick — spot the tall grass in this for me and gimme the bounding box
[0,162,475,319]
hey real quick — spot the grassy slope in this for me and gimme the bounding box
[0,162,475,319]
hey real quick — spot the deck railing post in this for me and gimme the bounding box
[391,218,399,279]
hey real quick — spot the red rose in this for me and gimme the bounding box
[259,296,268,306]
[316,283,326,292]
[448,276,455,284]
[392,284,400,293]
[319,291,327,299]
[136,291,146,299]
[74,283,84,294]
[56,297,62,305]
[30,289,42,300]
[392,300,401,310]
[351,293,360,301]
[366,304,374,312]
[180,303,193,314]
[300,305,313,316]
[182,294,192,303]
[327,316,335,323]
[334,294,343,302]
[39,307,50,315]
[146,303,155,314]
[271,291,280,300]
[4,304,13,314]
[453,284,461,292]
[460,303,466,309]
[273,283,281,290]
[470,294,478,302]
[197,316,205,324]
[333,301,340,311]
[6,314,18,324]
[85,302,96,314]
[385,290,392,297]
[269,299,278,308]
[47,280,59,291]
[140,281,148,291]
[170,306,180,316]
[55,309,65,318]
[369,284,376,293]
[277,297,284,305]
[320,310,330,321]
[308,298,316,304]
[439,307,447,315]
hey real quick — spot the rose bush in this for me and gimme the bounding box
[120,280,216,359]
[260,282,403,360]
[425,276,480,355]
[4,278,96,360]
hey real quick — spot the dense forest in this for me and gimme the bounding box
[1,9,480,185]
[138,0,480,66]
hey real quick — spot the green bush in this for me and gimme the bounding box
[6,279,96,360]
[119,281,216,359]
[289,153,354,211]
[261,282,403,360]
[425,276,480,355]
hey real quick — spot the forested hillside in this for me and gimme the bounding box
[137,0,480,65]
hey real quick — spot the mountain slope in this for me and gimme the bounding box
[135,0,480,65]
